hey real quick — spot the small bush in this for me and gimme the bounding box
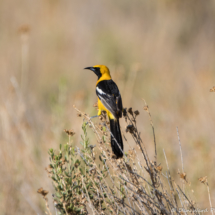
[39,106,209,215]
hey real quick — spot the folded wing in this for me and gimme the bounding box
[96,80,123,118]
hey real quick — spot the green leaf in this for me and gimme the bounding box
[59,152,62,160]
[86,181,92,189]
[56,192,62,198]
[102,136,105,142]
[52,176,58,182]
[79,168,84,175]
[75,206,84,212]
[64,144,68,151]
[65,171,70,177]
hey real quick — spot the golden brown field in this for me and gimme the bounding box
[0,0,215,214]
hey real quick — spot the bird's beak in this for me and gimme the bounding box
[84,67,95,72]
[84,66,101,79]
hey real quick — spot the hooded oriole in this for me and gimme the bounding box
[85,65,123,158]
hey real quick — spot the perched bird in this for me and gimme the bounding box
[85,65,124,158]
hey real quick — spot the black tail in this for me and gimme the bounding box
[109,118,123,158]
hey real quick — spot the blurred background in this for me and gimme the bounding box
[0,0,215,214]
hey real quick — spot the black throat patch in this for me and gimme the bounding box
[93,67,102,79]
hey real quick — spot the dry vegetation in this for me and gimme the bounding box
[0,0,215,214]
[38,106,212,214]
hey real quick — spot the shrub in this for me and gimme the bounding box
[38,106,208,215]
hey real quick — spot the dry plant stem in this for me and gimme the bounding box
[133,199,148,215]
[103,122,145,186]
[54,206,58,215]
[96,188,101,212]
[83,154,123,214]
[126,112,165,210]
[142,99,157,163]
[134,150,152,197]
[105,191,141,215]
[45,198,52,215]
[125,113,150,169]
[176,127,186,195]
[121,175,178,215]
[178,186,200,215]
[81,176,97,215]
[74,106,116,164]
[176,127,184,173]
[206,183,214,215]
[102,121,147,197]
[175,188,188,215]
[94,155,120,196]
[95,182,116,215]
[125,110,174,214]
[156,173,172,212]
[123,186,135,214]
[90,158,122,207]
[163,149,178,209]
[63,202,69,215]
[73,105,102,142]
[96,115,155,213]
[117,162,151,214]
[126,115,157,195]
[176,185,197,214]
[132,194,149,214]
[96,181,118,215]
[121,177,160,209]
[41,197,52,215]
[67,106,198,215]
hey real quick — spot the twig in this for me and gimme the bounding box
[81,176,97,215]
[142,99,157,163]
[176,127,184,173]
[206,183,214,215]
[176,184,199,215]
[163,149,178,208]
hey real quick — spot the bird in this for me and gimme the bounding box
[85,65,124,158]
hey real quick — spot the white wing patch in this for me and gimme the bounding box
[96,87,106,95]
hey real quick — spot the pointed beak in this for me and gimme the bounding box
[84,67,95,72]
[84,66,101,78]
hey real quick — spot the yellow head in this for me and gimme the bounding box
[84,65,111,80]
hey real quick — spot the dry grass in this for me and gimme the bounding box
[0,0,215,214]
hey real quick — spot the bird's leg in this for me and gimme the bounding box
[90,115,99,120]
[84,115,99,125]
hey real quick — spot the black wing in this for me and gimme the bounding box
[96,80,123,118]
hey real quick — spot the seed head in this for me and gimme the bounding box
[126,124,136,133]
[134,110,140,116]
[37,187,49,197]
[128,107,133,115]
[198,176,207,184]
[64,129,75,136]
